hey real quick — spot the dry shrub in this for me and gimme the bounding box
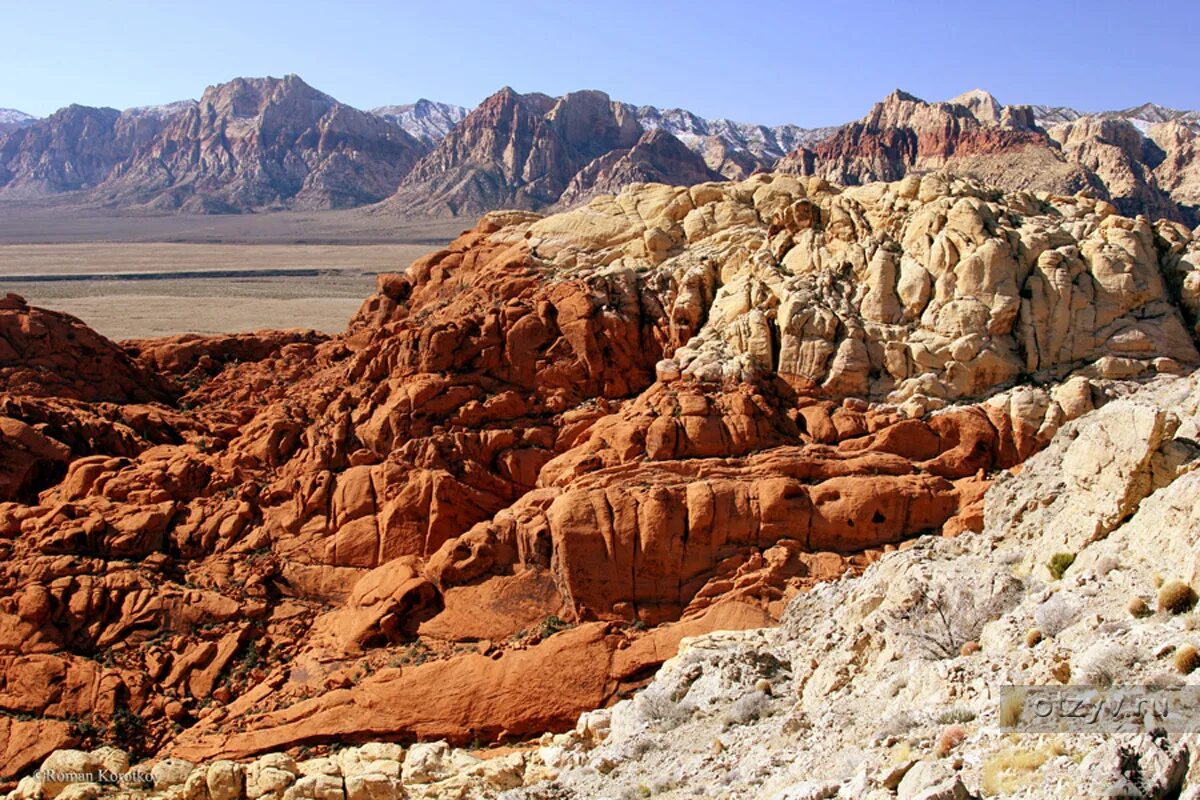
[1158,580,1198,614]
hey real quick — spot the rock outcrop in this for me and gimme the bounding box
[1,172,1199,790]
[500,369,1200,800]
[13,368,1200,800]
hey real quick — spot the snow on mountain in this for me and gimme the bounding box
[371,99,469,146]
[1031,101,1199,133]
[630,104,835,162]
[0,108,37,133]
[122,99,198,119]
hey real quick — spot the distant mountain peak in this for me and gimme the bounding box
[952,88,1000,103]
[0,108,37,134]
[371,100,469,146]
[883,88,923,104]
[950,88,1004,123]
[122,99,197,118]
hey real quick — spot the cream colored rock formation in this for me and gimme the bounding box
[519,172,1198,413]
[503,369,1200,799]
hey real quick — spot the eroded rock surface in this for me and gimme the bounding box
[503,369,1200,800]
[1,172,1199,787]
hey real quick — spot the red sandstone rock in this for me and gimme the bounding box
[0,198,1152,779]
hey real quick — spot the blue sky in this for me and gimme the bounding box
[3,0,1198,126]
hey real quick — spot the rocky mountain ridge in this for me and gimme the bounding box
[1,170,1199,799]
[381,87,727,216]
[780,88,1200,225]
[1032,99,1200,131]
[628,105,837,180]
[0,75,431,211]
[5,79,1198,220]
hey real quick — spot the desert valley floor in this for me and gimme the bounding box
[0,210,463,338]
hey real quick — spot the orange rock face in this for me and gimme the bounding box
[3,173,1183,780]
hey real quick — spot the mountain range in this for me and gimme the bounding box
[2,75,1198,222]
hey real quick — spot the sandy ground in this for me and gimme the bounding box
[0,206,467,245]
[0,242,438,277]
[0,245,416,339]
[0,213,464,339]
[3,271,376,339]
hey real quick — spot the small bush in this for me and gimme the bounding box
[1076,645,1132,688]
[1159,581,1198,614]
[724,691,770,727]
[109,707,147,752]
[1035,594,1079,637]
[1047,553,1076,580]
[998,690,1026,727]
[638,689,692,732]
[1176,644,1200,674]
[935,706,977,725]
[627,737,656,758]
[894,575,1023,660]
[539,615,572,639]
[233,640,260,677]
[68,715,102,742]
[1025,628,1044,647]
[1128,596,1151,618]
[875,710,916,740]
[981,747,1051,795]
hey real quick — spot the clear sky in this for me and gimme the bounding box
[3,0,1198,126]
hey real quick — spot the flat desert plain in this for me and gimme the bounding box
[0,209,465,340]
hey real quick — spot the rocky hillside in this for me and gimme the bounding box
[382,88,724,216]
[0,76,430,211]
[780,89,1200,225]
[0,104,173,198]
[1,171,1199,800]
[97,75,428,212]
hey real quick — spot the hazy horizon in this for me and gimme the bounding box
[4,0,1198,126]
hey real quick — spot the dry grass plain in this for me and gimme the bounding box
[0,209,466,339]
